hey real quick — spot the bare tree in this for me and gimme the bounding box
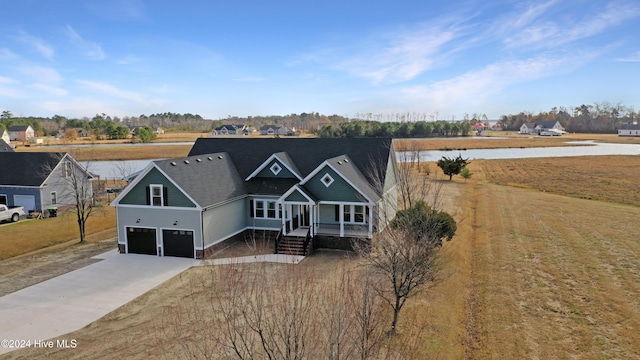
[43,152,97,242]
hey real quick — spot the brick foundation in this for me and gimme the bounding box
[118,244,126,253]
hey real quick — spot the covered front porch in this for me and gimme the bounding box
[279,201,374,239]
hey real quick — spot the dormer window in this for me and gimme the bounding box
[321,173,334,187]
[270,162,282,175]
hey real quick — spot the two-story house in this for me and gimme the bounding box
[110,138,398,259]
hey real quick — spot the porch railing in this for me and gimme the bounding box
[274,225,283,254]
[315,223,371,238]
[302,227,312,256]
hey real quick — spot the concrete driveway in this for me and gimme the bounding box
[0,250,198,355]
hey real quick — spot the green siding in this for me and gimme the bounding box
[255,160,297,179]
[120,167,196,207]
[305,167,364,202]
[285,189,308,202]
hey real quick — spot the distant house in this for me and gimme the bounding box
[520,120,564,135]
[110,138,398,259]
[1,129,9,143]
[0,152,94,213]
[154,127,165,135]
[65,128,89,137]
[491,123,502,131]
[0,139,14,152]
[9,125,35,142]
[213,124,246,135]
[471,122,487,132]
[260,125,296,136]
[618,124,640,137]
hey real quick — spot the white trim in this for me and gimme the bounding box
[0,185,41,189]
[150,184,164,206]
[110,162,203,210]
[321,173,334,187]
[277,184,316,204]
[251,198,280,219]
[111,204,200,211]
[270,162,282,175]
[300,161,375,204]
[245,153,303,181]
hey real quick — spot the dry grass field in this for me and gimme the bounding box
[7,155,640,359]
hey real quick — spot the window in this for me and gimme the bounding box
[0,195,6,205]
[270,162,282,175]
[255,201,264,217]
[63,161,72,178]
[250,199,279,219]
[150,185,164,206]
[343,205,351,222]
[51,191,57,205]
[354,205,365,223]
[321,173,334,187]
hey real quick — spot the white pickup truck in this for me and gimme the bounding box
[0,204,25,223]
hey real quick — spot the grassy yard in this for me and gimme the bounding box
[8,155,640,359]
[0,205,116,260]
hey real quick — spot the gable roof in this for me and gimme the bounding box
[245,151,303,181]
[0,152,67,186]
[153,153,246,208]
[0,139,13,152]
[188,138,395,196]
[301,154,380,203]
[534,120,561,128]
[9,125,32,132]
[620,124,640,130]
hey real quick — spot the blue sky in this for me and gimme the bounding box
[1,0,639,120]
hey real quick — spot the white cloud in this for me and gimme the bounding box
[334,22,462,84]
[65,25,106,60]
[399,54,592,110]
[504,1,640,50]
[16,31,54,59]
[76,79,146,102]
[0,76,17,84]
[19,65,62,84]
[31,83,68,96]
[615,51,640,62]
[0,48,17,60]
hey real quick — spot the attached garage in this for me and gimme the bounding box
[14,195,36,212]
[127,227,157,255]
[163,229,195,258]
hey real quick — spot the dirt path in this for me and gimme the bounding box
[0,235,117,297]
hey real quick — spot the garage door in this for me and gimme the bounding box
[14,195,36,212]
[127,227,157,255]
[163,230,194,258]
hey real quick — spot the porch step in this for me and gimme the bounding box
[277,236,312,256]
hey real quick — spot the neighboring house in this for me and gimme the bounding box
[491,123,502,131]
[0,139,14,152]
[0,152,94,213]
[65,128,89,137]
[111,138,398,259]
[618,124,640,137]
[259,125,290,136]
[154,127,165,135]
[9,125,35,142]
[1,129,9,143]
[520,120,564,135]
[471,122,487,132]
[213,124,245,135]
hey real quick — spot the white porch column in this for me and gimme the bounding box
[339,203,344,237]
[310,204,314,237]
[368,204,373,238]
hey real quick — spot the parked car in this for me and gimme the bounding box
[0,204,25,223]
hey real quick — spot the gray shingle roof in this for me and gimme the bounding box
[154,153,246,208]
[0,140,13,152]
[620,124,640,130]
[323,155,381,202]
[0,152,66,186]
[188,138,394,196]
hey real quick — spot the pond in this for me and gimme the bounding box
[86,140,640,179]
[400,141,640,162]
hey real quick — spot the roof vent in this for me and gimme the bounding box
[344,159,349,163]
[337,161,342,165]
[207,157,213,161]
[217,155,223,159]
[170,162,177,166]
[184,160,190,164]
[196,158,202,162]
